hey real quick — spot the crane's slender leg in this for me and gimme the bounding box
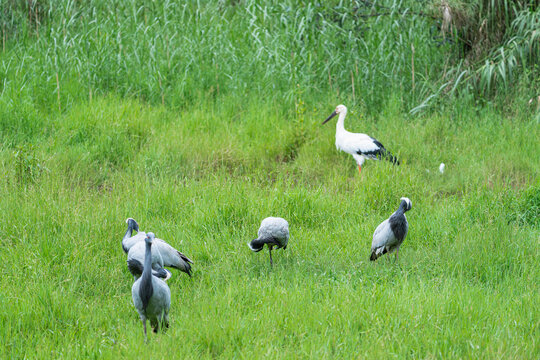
[143,319,148,343]
[268,246,274,267]
[164,314,170,331]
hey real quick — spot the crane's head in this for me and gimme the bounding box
[145,232,155,244]
[126,218,139,232]
[322,104,347,125]
[400,197,412,212]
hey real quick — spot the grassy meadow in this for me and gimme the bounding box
[0,1,539,359]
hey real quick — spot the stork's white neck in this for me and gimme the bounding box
[335,110,348,135]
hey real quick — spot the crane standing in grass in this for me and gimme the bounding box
[370,197,412,262]
[322,105,399,174]
[132,232,171,342]
[122,218,193,279]
[127,238,193,279]
[248,217,289,267]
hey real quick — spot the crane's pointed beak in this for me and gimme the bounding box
[322,111,337,125]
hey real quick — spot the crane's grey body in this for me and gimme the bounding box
[370,198,412,261]
[131,232,171,341]
[127,258,172,281]
[128,239,192,278]
[248,217,289,266]
[123,218,193,279]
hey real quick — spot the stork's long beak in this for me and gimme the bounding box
[322,111,337,125]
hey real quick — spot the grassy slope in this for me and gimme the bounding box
[0,96,538,358]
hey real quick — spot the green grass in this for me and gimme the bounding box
[0,0,539,358]
[0,96,538,359]
[1,0,454,113]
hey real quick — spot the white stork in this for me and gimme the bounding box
[322,105,399,174]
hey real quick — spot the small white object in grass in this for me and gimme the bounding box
[439,163,445,174]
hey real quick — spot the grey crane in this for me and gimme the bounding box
[122,218,193,279]
[131,232,171,341]
[127,238,193,279]
[248,217,289,266]
[370,197,412,262]
[127,254,172,281]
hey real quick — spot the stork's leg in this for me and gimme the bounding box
[358,165,362,174]
[268,246,274,267]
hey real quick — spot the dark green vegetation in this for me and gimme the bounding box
[0,1,538,358]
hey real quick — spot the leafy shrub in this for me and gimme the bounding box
[12,143,48,184]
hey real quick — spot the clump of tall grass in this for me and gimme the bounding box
[12,143,48,184]
[476,7,540,94]
[411,1,539,113]
[508,182,540,226]
[434,0,535,60]
[0,0,450,114]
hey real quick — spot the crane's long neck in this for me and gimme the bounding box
[142,242,153,283]
[139,241,154,310]
[121,224,135,253]
[395,201,408,215]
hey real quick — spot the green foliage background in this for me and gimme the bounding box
[0,0,538,358]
